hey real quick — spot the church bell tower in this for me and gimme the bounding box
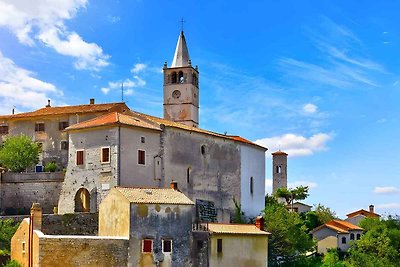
[163,31,199,127]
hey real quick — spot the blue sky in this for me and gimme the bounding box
[0,0,399,217]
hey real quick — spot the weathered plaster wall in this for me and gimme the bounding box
[162,127,241,222]
[58,127,119,214]
[345,215,365,226]
[10,218,29,267]
[98,189,130,237]
[1,172,64,214]
[119,127,161,188]
[240,144,265,218]
[209,234,268,267]
[317,235,337,254]
[128,203,194,267]
[35,231,129,267]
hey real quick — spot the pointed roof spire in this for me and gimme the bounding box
[171,31,190,68]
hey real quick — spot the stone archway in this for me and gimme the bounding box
[74,188,90,212]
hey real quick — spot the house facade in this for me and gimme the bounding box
[345,205,380,226]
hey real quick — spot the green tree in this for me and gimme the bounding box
[275,186,309,206]
[315,204,336,224]
[0,219,20,256]
[0,135,39,172]
[263,201,315,266]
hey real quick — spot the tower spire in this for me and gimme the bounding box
[171,31,190,67]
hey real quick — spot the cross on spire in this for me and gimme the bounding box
[180,17,185,32]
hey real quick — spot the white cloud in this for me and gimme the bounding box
[0,51,63,113]
[288,180,318,189]
[0,0,109,71]
[101,76,146,96]
[265,179,273,195]
[255,133,333,157]
[303,103,318,114]
[131,63,147,74]
[374,186,400,195]
[376,203,400,209]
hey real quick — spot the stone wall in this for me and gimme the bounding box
[0,172,64,214]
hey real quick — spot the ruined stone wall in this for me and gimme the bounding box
[162,127,241,222]
[0,172,64,214]
[36,232,129,267]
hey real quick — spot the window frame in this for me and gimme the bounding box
[142,239,153,253]
[217,238,223,253]
[101,147,111,164]
[60,140,68,150]
[76,150,84,166]
[162,239,172,253]
[138,149,146,165]
[58,121,69,131]
[35,122,45,132]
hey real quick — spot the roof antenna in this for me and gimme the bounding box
[180,17,185,32]
[121,82,124,102]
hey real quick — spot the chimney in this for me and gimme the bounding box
[369,204,374,213]
[255,216,264,231]
[30,203,42,231]
[90,98,95,105]
[170,180,178,190]
[46,99,51,108]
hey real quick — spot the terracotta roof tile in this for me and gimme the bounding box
[207,223,270,235]
[66,112,160,131]
[115,187,194,205]
[0,103,127,119]
[312,219,363,234]
[272,151,288,156]
[346,209,380,218]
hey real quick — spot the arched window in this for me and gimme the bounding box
[178,71,184,83]
[75,188,90,212]
[341,237,347,244]
[250,177,254,195]
[350,233,354,240]
[356,233,361,240]
[276,166,282,174]
[171,72,177,84]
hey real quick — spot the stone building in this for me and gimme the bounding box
[11,185,270,267]
[272,150,288,194]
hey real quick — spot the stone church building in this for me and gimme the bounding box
[0,31,267,222]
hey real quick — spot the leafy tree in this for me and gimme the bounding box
[322,249,348,267]
[315,204,336,224]
[275,186,309,206]
[263,201,315,266]
[44,162,58,172]
[0,135,39,172]
[0,219,20,256]
[232,198,246,223]
[4,260,21,267]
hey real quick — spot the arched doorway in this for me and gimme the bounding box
[75,188,90,212]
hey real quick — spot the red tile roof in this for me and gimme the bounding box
[346,209,380,219]
[0,103,128,119]
[272,151,288,156]
[312,219,363,234]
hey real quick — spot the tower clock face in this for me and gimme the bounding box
[172,90,181,99]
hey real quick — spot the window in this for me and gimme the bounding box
[171,72,177,84]
[217,239,223,253]
[101,147,110,163]
[187,168,190,183]
[250,177,254,195]
[201,145,206,155]
[162,239,172,253]
[35,123,45,132]
[350,233,354,240]
[276,166,282,174]
[141,136,146,143]
[76,150,84,165]
[59,121,69,130]
[356,233,361,240]
[22,242,26,253]
[138,150,145,165]
[341,237,347,244]
[142,239,153,253]
[0,125,8,134]
[61,141,68,150]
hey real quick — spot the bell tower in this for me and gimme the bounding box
[163,31,199,127]
[272,151,288,194]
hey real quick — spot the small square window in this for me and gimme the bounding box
[35,123,45,132]
[76,150,84,165]
[217,239,222,253]
[143,239,153,253]
[101,147,110,163]
[138,150,145,165]
[59,121,69,130]
[162,239,172,253]
[141,136,145,143]
[0,125,8,134]
[61,141,68,150]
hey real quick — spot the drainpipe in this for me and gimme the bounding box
[29,203,42,267]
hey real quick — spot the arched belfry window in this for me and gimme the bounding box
[276,166,282,174]
[75,188,90,212]
[171,72,177,84]
[178,71,184,83]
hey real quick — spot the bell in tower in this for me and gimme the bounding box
[163,31,199,127]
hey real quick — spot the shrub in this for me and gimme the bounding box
[44,162,58,172]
